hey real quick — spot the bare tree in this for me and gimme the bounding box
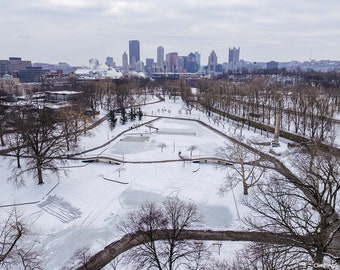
[9,106,77,185]
[238,145,340,267]
[116,166,126,177]
[180,79,195,114]
[158,142,167,153]
[213,132,340,267]
[61,247,92,270]
[119,197,205,270]
[57,107,83,152]
[187,145,197,159]
[0,208,44,269]
[213,243,306,270]
[79,81,101,117]
[6,131,25,170]
[183,241,211,270]
[0,104,6,147]
[217,141,266,195]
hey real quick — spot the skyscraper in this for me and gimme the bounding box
[122,52,128,70]
[145,58,154,74]
[186,52,199,73]
[129,40,140,65]
[194,51,201,67]
[228,47,240,65]
[157,46,164,65]
[208,50,217,72]
[166,52,178,73]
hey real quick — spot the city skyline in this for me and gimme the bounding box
[1,0,340,66]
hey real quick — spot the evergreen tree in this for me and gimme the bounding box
[137,107,143,121]
[108,109,117,127]
[120,107,128,125]
[129,107,137,121]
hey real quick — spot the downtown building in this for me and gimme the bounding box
[122,52,128,71]
[0,57,32,77]
[156,46,165,72]
[208,50,218,72]
[0,57,51,83]
[166,52,178,73]
[129,40,140,65]
[228,47,240,71]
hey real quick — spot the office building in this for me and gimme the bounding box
[267,61,279,70]
[166,52,178,73]
[194,51,201,67]
[176,56,185,73]
[134,61,144,72]
[0,57,32,77]
[208,50,218,72]
[122,52,128,70]
[18,67,49,83]
[229,47,240,65]
[145,58,154,74]
[157,46,164,65]
[186,52,199,73]
[106,57,115,67]
[129,40,140,65]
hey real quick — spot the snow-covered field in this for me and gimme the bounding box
[0,96,290,269]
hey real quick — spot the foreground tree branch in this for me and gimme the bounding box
[77,230,304,270]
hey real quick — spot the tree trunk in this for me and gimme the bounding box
[243,181,249,195]
[0,134,5,146]
[37,163,44,185]
[16,155,21,168]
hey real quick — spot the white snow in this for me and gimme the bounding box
[0,96,296,269]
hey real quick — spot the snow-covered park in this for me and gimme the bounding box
[0,96,292,269]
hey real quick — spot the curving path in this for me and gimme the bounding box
[76,229,304,270]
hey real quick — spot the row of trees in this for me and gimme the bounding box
[112,106,143,126]
[197,78,339,142]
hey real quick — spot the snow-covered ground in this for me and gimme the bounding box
[0,96,290,269]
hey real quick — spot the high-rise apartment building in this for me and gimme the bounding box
[129,40,140,65]
[122,52,128,70]
[228,47,240,65]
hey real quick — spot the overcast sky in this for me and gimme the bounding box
[1,0,339,66]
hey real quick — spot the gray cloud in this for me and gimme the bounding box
[1,0,339,65]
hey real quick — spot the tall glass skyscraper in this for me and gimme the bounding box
[157,46,164,65]
[129,40,140,65]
